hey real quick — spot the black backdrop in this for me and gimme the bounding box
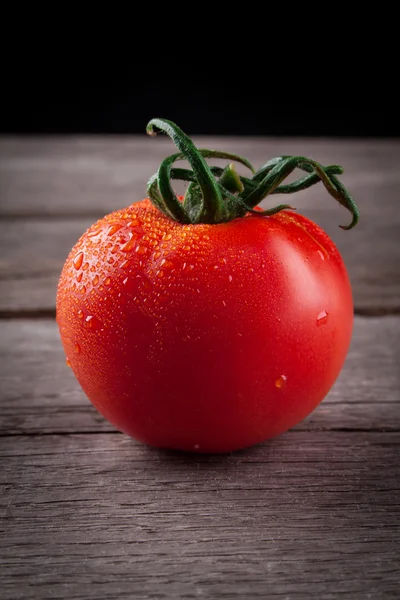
[1,74,397,137]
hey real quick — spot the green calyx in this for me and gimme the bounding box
[146,118,359,229]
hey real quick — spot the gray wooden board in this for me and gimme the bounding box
[0,138,400,313]
[0,218,93,313]
[1,316,399,435]
[1,137,399,217]
[1,431,399,600]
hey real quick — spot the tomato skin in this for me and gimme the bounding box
[56,199,353,453]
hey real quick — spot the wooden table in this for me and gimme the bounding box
[1,136,399,599]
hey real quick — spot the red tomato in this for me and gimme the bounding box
[56,199,353,453]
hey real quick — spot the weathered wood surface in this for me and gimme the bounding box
[1,137,399,217]
[1,432,399,600]
[1,138,400,313]
[1,316,399,435]
[1,137,399,600]
[0,218,93,313]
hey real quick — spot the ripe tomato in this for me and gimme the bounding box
[56,118,358,453]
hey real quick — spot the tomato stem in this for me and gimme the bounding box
[146,118,359,229]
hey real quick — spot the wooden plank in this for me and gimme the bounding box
[0,218,94,312]
[1,137,399,217]
[1,316,399,435]
[1,431,399,599]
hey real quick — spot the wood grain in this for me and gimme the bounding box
[1,137,399,217]
[1,431,399,600]
[0,218,93,312]
[1,316,399,436]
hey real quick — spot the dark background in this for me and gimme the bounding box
[1,74,398,137]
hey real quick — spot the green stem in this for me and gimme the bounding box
[146,118,359,229]
[147,119,226,223]
[219,164,244,194]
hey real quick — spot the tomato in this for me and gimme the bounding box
[56,118,359,453]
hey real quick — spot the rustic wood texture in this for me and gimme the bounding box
[1,136,399,599]
[1,138,400,313]
[1,432,399,600]
[1,137,399,217]
[1,316,399,436]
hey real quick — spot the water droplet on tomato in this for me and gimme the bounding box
[275,375,287,388]
[317,310,329,326]
[122,276,136,292]
[77,310,84,319]
[87,229,100,238]
[121,233,137,252]
[161,259,174,269]
[107,224,122,236]
[93,274,99,286]
[85,315,100,330]
[163,233,172,241]
[183,245,191,251]
[80,286,87,294]
[74,343,81,354]
[135,245,148,254]
[76,272,83,283]
[82,262,89,271]
[66,357,71,367]
[105,277,111,286]
[317,250,325,261]
[156,270,164,278]
[73,252,84,270]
